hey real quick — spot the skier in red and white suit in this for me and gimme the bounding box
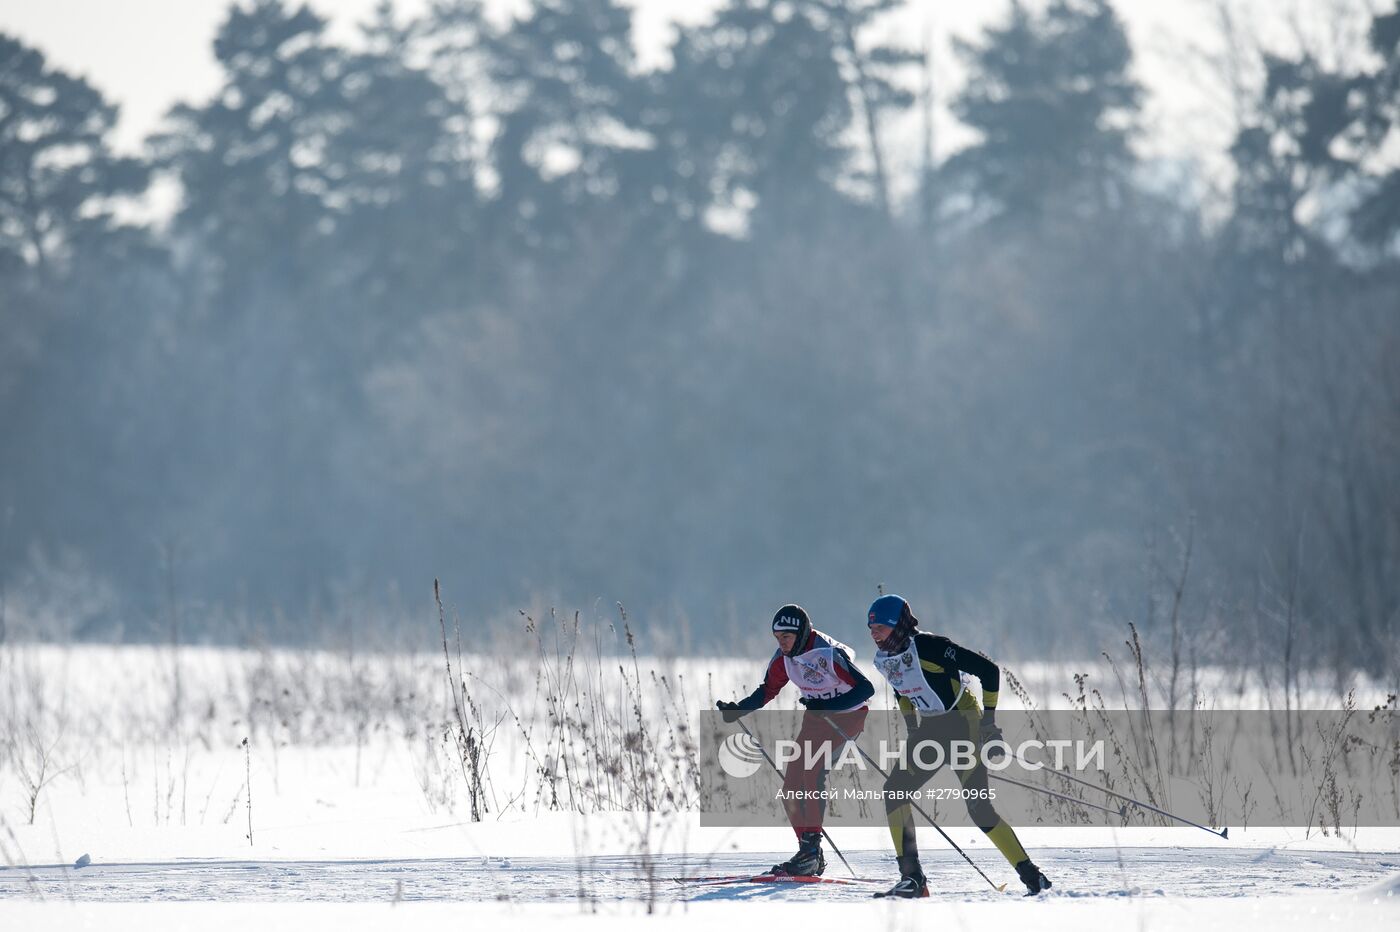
[716,604,874,876]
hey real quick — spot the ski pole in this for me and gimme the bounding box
[985,771,1128,819]
[1007,753,1228,839]
[732,716,860,879]
[819,714,1007,893]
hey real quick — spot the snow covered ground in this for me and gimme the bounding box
[5,811,1399,917]
[4,821,1398,930]
[1,643,1396,929]
[6,823,1400,902]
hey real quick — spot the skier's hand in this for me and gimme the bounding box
[716,700,745,723]
[980,713,1006,762]
[797,696,828,711]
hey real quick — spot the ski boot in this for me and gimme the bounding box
[770,831,825,877]
[873,854,929,898]
[1015,858,1051,895]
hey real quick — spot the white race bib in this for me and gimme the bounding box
[873,641,964,716]
[783,636,859,702]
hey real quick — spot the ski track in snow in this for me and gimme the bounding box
[3,847,1396,903]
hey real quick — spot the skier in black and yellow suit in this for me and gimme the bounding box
[866,594,1051,898]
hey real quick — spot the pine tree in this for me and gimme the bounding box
[661,0,851,233]
[947,0,1141,222]
[803,1,920,220]
[325,1,482,326]
[482,0,655,251]
[0,33,158,615]
[153,0,347,307]
[0,33,147,279]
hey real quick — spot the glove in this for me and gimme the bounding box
[797,696,828,711]
[716,700,744,723]
[980,713,1006,762]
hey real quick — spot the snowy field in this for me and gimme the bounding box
[4,820,1398,930]
[1,642,1397,929]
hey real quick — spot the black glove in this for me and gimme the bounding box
[716,699,744,723]
[797,696,829,711]
[980,712,1006,762]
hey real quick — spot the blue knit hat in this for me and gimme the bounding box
[868,594,909,628]
[868,594,917,651]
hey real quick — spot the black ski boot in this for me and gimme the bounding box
[1015,859,1051,895]
[873,854,928,899]
[770,831,825,877]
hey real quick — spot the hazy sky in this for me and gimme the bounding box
[0,0,1344,207]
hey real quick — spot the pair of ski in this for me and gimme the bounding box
[674,872,1048,897]
[673,872,879,888]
